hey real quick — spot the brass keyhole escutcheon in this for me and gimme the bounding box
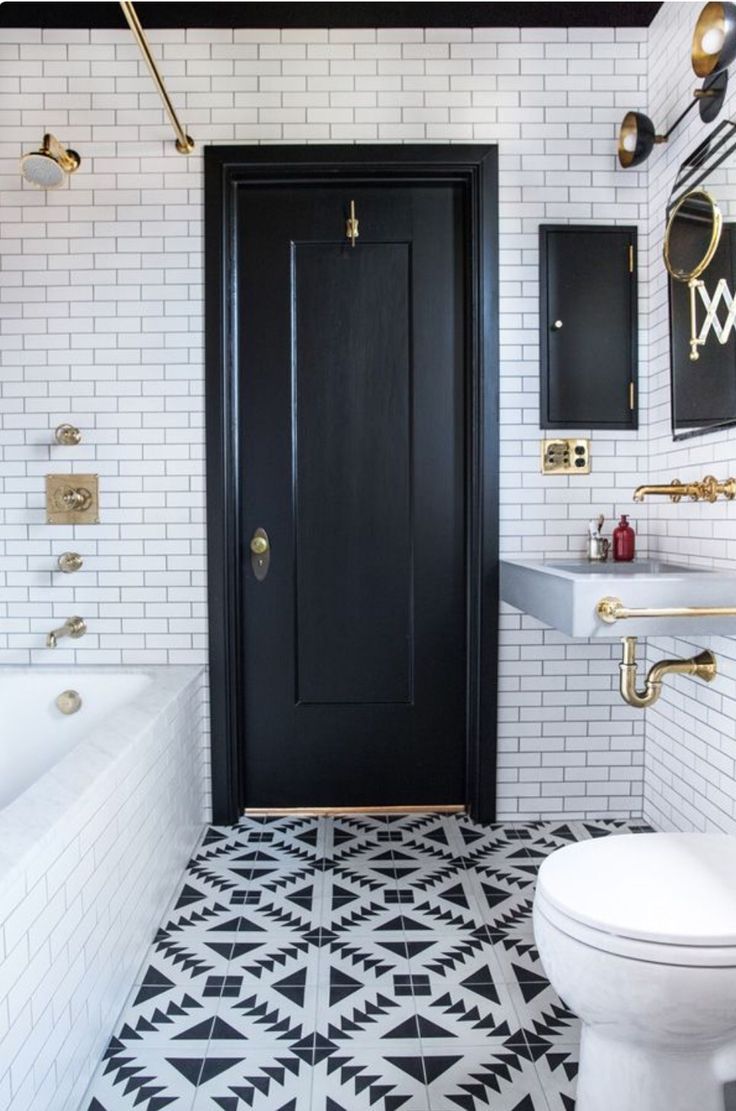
[250,528,270,581]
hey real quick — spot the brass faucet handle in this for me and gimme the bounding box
[54,423,82,445]
[669,479,684,503]
[721,478,736,501]
[57,551,83,573]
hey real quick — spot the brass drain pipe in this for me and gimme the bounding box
[619,636,717,709]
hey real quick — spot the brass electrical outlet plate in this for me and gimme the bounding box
[46,474,100,524]
[541,438,590,475]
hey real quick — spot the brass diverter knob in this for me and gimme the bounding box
[55,423,82,445]
[250,534,269,556]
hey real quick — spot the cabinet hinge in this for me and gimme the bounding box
[628,244,635,273]
[629,381,636,410]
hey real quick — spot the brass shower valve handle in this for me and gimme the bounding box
[633,475,736,503]
[46,473,99,525]
[58,486,93,512]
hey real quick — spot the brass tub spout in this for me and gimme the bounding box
[619,636,716,709]
[46,616,86,648]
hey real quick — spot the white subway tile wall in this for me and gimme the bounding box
[644,1,736,833]
[0,22,651,821]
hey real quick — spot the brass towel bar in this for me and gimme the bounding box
[597,596,736,624]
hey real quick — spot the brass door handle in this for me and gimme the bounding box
[250,528,270,581]
[250,534,269,555]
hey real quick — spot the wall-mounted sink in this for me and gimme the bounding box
[500,558,736,638]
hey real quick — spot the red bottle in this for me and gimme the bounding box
[613,514,635,562]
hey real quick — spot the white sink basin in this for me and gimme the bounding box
[500,558,736,638]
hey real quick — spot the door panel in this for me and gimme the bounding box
[237,183,466,809]
[295,243,412,705]
[541,225,637,429]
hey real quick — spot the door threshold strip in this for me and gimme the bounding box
[244,804,466,817]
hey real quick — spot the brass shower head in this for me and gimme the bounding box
[20,133,80,189]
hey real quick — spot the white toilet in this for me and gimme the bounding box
[533,832,736,1111]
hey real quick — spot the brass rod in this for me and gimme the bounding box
[119,1,194,154]
[244,805,465,817]
[597,595,736,624]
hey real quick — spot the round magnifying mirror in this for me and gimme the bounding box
[664,187,723,281]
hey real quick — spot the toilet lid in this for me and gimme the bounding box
[537,832,736,946]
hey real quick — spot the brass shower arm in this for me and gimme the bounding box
[119,1,195,154]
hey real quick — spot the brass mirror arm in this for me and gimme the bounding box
[597,596,736,624]
[619,636,717,709]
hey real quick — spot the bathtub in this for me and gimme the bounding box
[0,666,206,1111]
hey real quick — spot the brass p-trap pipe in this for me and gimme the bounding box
[619,636,716,709]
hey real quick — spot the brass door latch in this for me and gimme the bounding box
[346,199,359,247]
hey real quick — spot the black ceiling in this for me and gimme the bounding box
[0,3,663,30]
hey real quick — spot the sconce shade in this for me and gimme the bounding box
[692,2,736,77]
[618,111,659,168]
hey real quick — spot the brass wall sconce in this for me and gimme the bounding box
[618,2,735,168]
[54,423,82,446]
[692,2,736,79]
[119,1,194,154]
[46,474,99,525]
[20,134,80,189]
[632,474,736,502]
[618,74,727,168]
[617,636,716,709]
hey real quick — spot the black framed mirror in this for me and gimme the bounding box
[668,124,736,439]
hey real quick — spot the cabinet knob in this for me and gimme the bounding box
[552,319,563,330]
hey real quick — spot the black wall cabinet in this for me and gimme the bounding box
[540,225,638,430]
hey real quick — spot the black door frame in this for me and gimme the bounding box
[204,144,499,825]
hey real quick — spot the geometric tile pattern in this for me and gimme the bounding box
[83,815,651,1111]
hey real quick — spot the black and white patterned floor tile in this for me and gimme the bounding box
[84,815,651,1111]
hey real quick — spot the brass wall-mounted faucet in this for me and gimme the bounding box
[46,616,86,649]
[633,475,736,503]
[618,635,716,709]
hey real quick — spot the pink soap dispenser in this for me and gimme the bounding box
[613,514,635,562]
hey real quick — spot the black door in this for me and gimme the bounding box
[238,183,466,809]
[205,145,498,825]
